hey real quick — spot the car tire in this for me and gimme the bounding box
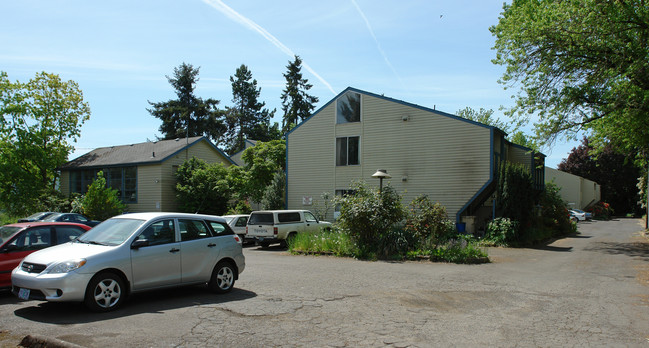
[283,232,297,249]
[84,272,126,312]
[209,261,236,294]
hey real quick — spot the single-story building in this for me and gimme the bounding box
[545,167,601,210]
[285,87,545,233]
[59,136,234,213]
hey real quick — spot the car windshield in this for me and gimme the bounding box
[77,218,145,246]
[0,226,21,243]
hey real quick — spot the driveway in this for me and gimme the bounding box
[0,218,648,347]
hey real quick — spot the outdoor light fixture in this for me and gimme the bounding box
[372,169,391,193]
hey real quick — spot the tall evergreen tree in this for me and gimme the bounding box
[280,56,319,133]
[148,63,225,143]
[225,64,277,154]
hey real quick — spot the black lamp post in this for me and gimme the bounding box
[372,169,391,193]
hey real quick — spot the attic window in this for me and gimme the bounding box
[336,91,361,124]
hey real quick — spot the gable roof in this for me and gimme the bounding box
[285,86,508,138]
[60,136,234,169]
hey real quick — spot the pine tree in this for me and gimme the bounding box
[280,56,319,133]
[148,63,225,143]
[225,64,278,154]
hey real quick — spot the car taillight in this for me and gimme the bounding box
[274,227,278,235]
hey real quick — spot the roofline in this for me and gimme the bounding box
[61,136,235,169]
[163,136,236,166]
[285,86,504,138]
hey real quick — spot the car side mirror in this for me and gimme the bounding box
[131,239,149,249]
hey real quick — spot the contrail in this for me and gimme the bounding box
[201,0,336,95]
[350,0,406,90]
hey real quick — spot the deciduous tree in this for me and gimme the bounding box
[491,0,649,154]
[175,157,231,215]
[0,71,90,215]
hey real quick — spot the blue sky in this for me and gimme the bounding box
[1,0,579,167]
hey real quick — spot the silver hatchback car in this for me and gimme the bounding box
[11,212,245,312]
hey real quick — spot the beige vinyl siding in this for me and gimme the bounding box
[126,164,161,212]
[287,92,493,221]
[545,167,601,209]
[287,102,336,215]
[358,95,491,219]
[121,139,233,213]
[507,145,532,170]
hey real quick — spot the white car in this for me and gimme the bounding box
[570,209,592,221]
[223,214,250,244]
[12,212,245,312]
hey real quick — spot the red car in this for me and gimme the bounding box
[0,222,91,289]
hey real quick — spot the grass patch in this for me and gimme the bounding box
[289,228,489,264]
[289,230,356,257]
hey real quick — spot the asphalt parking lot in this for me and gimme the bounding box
[1,218,648,347]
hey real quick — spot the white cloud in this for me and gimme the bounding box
[200,0,336,95]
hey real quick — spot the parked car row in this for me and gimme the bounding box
[5,209,330,313]
[17,212,101,227]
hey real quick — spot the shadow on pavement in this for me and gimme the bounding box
[13,286,257,324]
[584,241,649,261]
[533,245,573,252]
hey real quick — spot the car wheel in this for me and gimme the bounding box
[283,233,297,249]
[84,272,125,312]
[209,261,235,294]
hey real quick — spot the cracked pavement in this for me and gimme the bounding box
[1,218,648,347]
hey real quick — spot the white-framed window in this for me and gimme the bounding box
[336,91,361,124]
[336,136,360,166]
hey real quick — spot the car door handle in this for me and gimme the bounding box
[169,248,180,253]
[207,243,216,248]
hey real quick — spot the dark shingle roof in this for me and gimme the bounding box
[60,136,232,169]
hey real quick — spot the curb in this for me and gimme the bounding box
[20,335,86,348]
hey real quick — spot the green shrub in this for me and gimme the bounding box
[405,195,450,247]
[80,171,127,221]
[261,170,285,210]
[334,181,404,252]
[429,235,488,263]
[484,217,519,246]
[376,225,416,259]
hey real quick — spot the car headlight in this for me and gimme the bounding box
[45,259,87,274]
